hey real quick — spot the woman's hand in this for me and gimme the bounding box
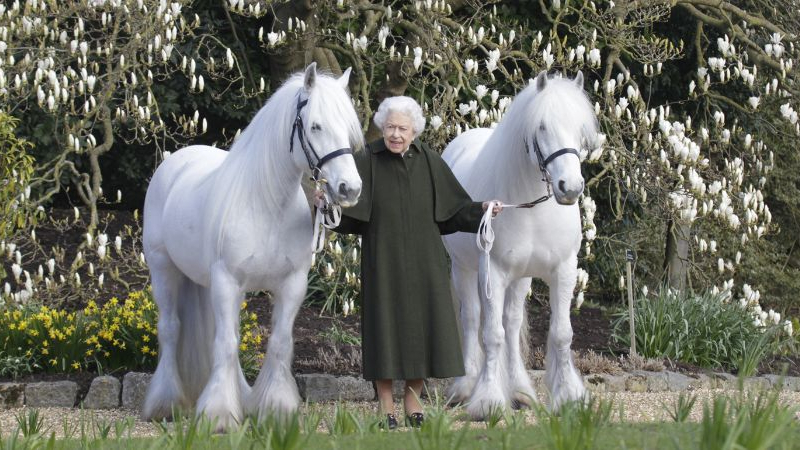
[313,189,326,209]
[482,200,504,217]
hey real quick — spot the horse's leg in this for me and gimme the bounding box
[446,264,483,404]
[544,257,587,411]
[195,262,245,431]
[141,251,189,421]
[466,254,510,420]
[503,277,537,407]
[246,269,305,420]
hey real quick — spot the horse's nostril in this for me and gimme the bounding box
[558,180,566,193]
[338,182,348,196]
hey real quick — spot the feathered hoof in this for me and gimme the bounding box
[141,401,180,423]
[141,373,188,422]
[195,385,244,433]
[446,376,476,406]
[197,409,242,434]
[511,391,538,410]
[466,384,509,421]
[245,378,301,422]
[550,384,589,413]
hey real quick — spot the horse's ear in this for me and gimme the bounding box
[535,70,548,91]
[338,67,352,90]
[574,71,584,87]
[303,62,318,91]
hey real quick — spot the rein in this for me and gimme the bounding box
[289,95,352,253]
[476,141,580,298]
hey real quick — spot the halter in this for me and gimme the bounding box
[518,139,581,208]
[289,96,353,182]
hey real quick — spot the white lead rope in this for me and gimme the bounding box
[312,189,342,253]
[477,201,499,299]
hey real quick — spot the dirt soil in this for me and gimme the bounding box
[4,208,799,390]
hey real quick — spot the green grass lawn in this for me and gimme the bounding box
[7,390,800,450]
[8,422,783,450]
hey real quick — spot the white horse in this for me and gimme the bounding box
[442,71,599,419]
[141,63,363,430]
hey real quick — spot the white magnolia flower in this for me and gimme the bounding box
[587,48,601,67]
[11,264,22,281]
[574,292,584,309]
[413,47,423,70]
[463,59,476,75]
[475,84,488,100]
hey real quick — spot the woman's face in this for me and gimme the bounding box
[382,112,415,154]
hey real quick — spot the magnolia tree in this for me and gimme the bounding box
[0,0,258,229]
[2,0,799,324]
[227,0,797,317]
[0,0,260,305]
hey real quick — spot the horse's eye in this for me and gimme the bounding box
[311,123,322,131]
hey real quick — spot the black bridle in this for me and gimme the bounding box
[290,96,353,181]
[517,139,580,208]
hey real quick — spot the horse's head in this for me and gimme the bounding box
[527,71,598,205]
[292,63,363,207]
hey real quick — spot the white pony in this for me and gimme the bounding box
[442,71,599,419]
[141,63,363,430]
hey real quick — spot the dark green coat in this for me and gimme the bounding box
[336,138,484,380]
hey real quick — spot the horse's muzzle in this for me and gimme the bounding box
[330,182,361,207]
[554,179,584,205]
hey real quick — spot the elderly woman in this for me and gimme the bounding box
[331,96,502,429]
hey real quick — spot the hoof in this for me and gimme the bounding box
[446,376,476,406]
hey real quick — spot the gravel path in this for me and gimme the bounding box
[3,389,800,438]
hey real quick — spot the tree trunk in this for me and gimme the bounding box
[664,219,690,290]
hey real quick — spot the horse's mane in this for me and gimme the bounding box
[468,74,598,200]
[202,70,364,266]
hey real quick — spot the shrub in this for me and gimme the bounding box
[0,289,265,376]
[611,289,790,373]
[0,112,37,242]
[306,233,361,316]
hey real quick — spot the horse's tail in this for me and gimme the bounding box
[176,279,214,405]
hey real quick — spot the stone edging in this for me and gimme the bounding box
[1,370,798,412]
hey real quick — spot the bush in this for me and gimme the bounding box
[306,233,361,316]
[0,289,265,377]
[611,289,790,373]
[0,112,37,241]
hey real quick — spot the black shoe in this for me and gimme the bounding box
[380,413,398,430]
[405,412,424,428]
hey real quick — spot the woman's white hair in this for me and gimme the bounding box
[373,96,426,138]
